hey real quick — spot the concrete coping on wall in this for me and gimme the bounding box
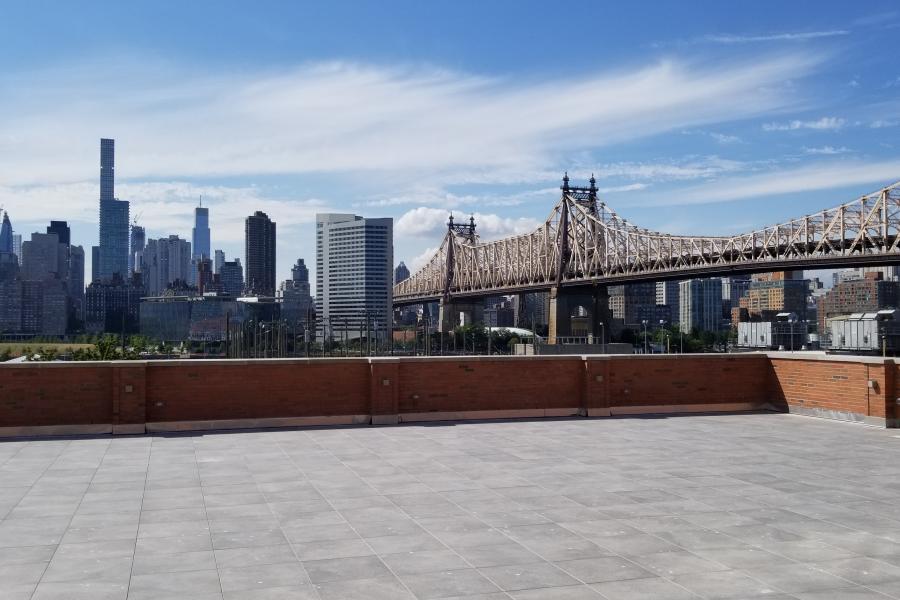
[763,351,895,365]
[0,353,773,369]
[0,351,890,368]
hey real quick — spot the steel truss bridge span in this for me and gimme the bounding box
[393,176,900,306]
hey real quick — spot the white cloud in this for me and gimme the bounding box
[363,186,553,209]
[395,207,540,240]
[701,31,848,44]
[597,183,650,194]
[655,30,848,47]
[803,146,852,155]
[597,156,746,181]
[646,159,900,206]
[871,120,899,129]
[0,181,326,243]
[0,54,819,187]
[409,246,439,272]
[762,117,845,131]
[0,180,328,283]
[709,132,742,144]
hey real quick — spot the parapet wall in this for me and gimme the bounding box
[0,353,895,437]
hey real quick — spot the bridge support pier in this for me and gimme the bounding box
[548,286,610,345]
[438,298,484,333]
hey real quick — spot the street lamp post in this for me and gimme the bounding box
[659,319,667,353]
[641,319,648,354]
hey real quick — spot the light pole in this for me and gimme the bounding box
[659,319,667,353]
[642,319,648,354]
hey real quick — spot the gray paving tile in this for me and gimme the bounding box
[380,549,470,575]
[479,561,581,591]
[314,575,415,600]
[130,549,218,575]
[813,556,900,585]
[31,580,129,600]
[590,576,699,600]
[222,585,319,599]
[670,570,782,599]
[455,542,543,568]
[304,554,391,583]
[512,585,604,599]
[219,562,309,592]
[555,556,654,583]
[400,568,501,598]
[215,544,298,568]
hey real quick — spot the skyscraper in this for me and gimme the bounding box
[214,249,225,274]
[141,235,192,296]
[12,234,22,265]
[69,245,85,321]
[129,224,145,277]
[21,233,66,281]
[219,259,244,297]
[91,246,100,282]
[0,210,12,253]
[191,200,210,284]
[316,213,393,335]
[97,138,130,281]
[394,262,410,284]
[679,278,725,333]
[245,211,276,296]
[279,258,314,323]
[46,221,70,246]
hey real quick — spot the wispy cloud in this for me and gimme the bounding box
[871,120,899,129]
[645,159,900,206]
[597,183,650,194]
[0,181,327,243]
[803,146,852,155]
[654,30,848,48]
[597,156,746,182]
[0,54,819,188]
[762,117,845,131]
[395,207,540,240]
[701,31,848,44]
[362,187,554,208]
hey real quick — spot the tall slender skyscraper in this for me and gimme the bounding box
[191,199,210,284]
[12,234,22,265]
[129,225,145,277]
[0,210,12,253]
[97,138,130,281]
[245,211,276,296]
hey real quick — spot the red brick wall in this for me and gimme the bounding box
[0,365,112,427]
[145,361,371,422]
[605,355,770,408]
[769,357,895,421]
[396,358,582,413]
[2,354,897,434]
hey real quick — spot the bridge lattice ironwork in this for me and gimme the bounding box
[394,176,900,304]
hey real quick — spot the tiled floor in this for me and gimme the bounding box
[3,413,900,599]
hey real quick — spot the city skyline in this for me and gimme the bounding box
[2,2,900,286]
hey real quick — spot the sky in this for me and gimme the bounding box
[2,0,900,288]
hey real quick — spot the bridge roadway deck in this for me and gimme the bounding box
[3,413,900,598]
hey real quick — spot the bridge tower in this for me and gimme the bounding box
[438,215,483,332]
[548,173,611,344]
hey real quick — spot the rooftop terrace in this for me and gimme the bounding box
[4,412,900,599]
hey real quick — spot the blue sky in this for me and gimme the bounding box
[2,1,900,287]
